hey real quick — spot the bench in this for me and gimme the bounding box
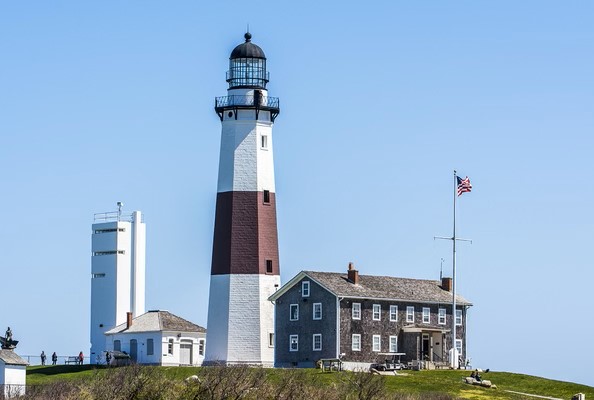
[318,358,342,372]
[65,356,79,365]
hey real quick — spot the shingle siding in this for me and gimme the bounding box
[274,278,337,367]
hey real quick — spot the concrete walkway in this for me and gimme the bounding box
[504,390,563,400]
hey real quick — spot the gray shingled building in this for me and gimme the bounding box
[269,264,472,370]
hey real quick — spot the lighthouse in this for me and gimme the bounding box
[204,33,281,366]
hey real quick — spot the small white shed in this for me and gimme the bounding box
[105,310,206,366]
[0,350,28,398]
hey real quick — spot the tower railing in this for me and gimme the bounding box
[215,95,279,109]
[93,212,144,223]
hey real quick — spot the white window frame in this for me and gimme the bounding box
[290,304,299,321]
[313,303,322,320]
[389,335,398,353]
[455,339,463,356]
[389,305,398,321]
[302,281,310,297]
[456,309,462,326]
[289,335,298,352]
[406,306,415,323]
[438,308,446,325]
[372,304,381,321]
[372,335,381,352]
[352,334,361,351]
[422,307,430,324]
[312,334,322,351]
[352,303,361,320]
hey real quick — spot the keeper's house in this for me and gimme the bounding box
[269,264,472,370]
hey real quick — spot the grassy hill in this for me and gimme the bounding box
[26,365,593,400]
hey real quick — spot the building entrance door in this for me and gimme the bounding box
[180,341,193,365]
[421,334,430,360]
[130,339,137,362]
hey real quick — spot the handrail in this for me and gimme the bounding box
[215,95,279,109]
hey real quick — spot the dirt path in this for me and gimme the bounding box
[503,390,563,400]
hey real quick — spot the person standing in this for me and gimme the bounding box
[51,352,57,365]
[40,351,46,366]
[78,351,84,365]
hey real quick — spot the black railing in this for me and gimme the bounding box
[215,95,279,110]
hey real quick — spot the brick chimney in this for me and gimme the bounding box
[126,312,133,329]
[347,262,359,285]
[441,277,452,292]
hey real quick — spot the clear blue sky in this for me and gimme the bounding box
[1,1,592,387]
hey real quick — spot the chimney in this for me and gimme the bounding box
[347,262,359,285]
[441,277,452,292]
[126,312,133,329]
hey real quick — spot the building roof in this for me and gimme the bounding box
[105,310,206,335]
[0,350,29,366]
[230,32,266,59]
[270,270,472,306]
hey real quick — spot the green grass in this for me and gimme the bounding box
[26,365,593,400]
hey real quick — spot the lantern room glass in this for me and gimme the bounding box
[227,57,269,89]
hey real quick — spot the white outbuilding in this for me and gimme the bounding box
[105,310,206,366]
[0,350,28,398]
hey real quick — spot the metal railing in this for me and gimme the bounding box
[18,355,87,365]
[93,211,144,223]
[215,95,279,109]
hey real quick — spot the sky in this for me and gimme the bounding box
[1,0,593,387]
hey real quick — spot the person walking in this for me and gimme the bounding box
[51,352,57,365]
[40,351,46,366]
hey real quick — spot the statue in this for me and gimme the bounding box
[1,326,18,350]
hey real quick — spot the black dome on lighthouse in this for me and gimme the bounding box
[230,32,266,59]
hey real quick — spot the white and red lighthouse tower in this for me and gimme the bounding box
[204,33,281,366]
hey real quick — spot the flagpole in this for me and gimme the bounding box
[452,170,458,368]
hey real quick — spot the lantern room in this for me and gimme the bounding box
[226,32,269,89]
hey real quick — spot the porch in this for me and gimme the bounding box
[401,325,450,369]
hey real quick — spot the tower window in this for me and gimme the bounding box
[92,273,106,278]
[263,190,270,204]
[261,135,268,149]
[266,259,273,274]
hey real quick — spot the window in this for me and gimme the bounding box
[199,340,205,355]
[93,250,125,256]
[147,339,154,356]
[422,307,430,324]
[269,333,274,348]
[456,309,462,326]
[352,303,361,320]
[352,334,361,351]
[289,335,298,352]
[92,273,106,278]
[389,336,398,353]
[263,190,271,204]
[372,304,381,320]
[261,135,268,149]
[168,339,174,355]
[301,281,310,297]
[313,303,322,320]
[266,259,273,274]
[94,228,125,234]
[313,334,322,351]
[290,304,299,321]
[406,306,415,322]
[389,305,398,321]
[438,308,446,325]
[455,339,463,356]
[113,340,121,352]
[372,335,381,352]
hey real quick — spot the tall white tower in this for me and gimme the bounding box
[90,206,146,364]
[204,33,281,366]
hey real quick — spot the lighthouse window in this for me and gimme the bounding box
[261,135,268,149]
[263,190,270,204]
[266,259,273,274]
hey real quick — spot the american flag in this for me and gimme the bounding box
[457,176,472,196]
